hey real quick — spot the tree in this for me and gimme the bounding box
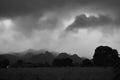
[11,59,25,68]
[0,59,10,68]
[93,46,119,67]
[52,58,73,67]
[82,59,93,67]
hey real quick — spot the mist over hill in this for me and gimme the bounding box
[0,45,120,68]
[0,49,84,65]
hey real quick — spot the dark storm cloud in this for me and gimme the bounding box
[0,0,76,17]
[0,0,60,17]
[66,14,114,32]
[0,0,120,18]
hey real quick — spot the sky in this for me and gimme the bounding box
[0,0,120,58]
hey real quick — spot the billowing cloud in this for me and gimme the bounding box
[65,14,116,32]
[12,15,60,38]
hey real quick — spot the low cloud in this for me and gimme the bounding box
[12,15,59,38]
[0,0,120,17]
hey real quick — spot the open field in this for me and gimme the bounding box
[0,67,114,80]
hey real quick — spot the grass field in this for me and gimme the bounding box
[0,67,115,80]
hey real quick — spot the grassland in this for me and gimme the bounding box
[0,67,114,80]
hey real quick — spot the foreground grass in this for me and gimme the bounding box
[0,67,114,80]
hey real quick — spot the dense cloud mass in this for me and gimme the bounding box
[66,14,114,32]
[1,0,120,34]
[0,0,120,57]
[0,0,120,32]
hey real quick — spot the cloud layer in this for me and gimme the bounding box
[0,0,119,17]
[1,0,120,35]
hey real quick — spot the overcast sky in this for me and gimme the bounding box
[0,0,120,58]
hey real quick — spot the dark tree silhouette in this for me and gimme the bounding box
[93,46,119,67]
[52,58,73,67]
[81,59,93,67]
[11,59,25,68]
[16,60,24,64]
[33,62,50,67]
[0,59,10,68]
[113,62,120,80]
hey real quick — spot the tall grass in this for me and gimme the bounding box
[0,67,114,80]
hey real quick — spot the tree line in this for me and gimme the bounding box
[0,45,120,68]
